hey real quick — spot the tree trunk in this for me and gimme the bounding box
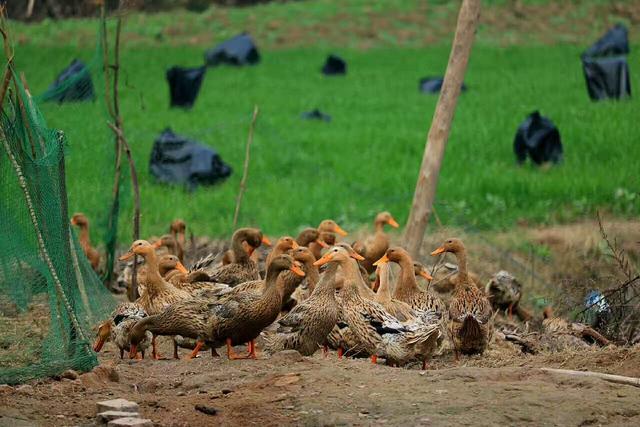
[403,0,481,258]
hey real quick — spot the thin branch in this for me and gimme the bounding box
[541,368,640,388]
[233,105,259,229]
[597,211,637,281]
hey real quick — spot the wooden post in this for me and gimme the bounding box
[403,0,481,258]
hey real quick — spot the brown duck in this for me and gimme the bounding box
[155,234,184,262]
[70,213,100,272]
[353,211,399,274]
[206,228,270,286]
[129,254,304,359]
[309,219,347,260]
[295,228,330,249]
[373,262,415,322]
[431,238,494,358]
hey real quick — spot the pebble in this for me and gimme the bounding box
[176,391,186,396]
[194,404,218,416]
[97,411,140,424]
[107,417,153,427]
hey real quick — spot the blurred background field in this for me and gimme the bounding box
[5,0,640,241]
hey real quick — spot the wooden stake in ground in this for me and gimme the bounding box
[403,0,481,258]
[232,105,259,230]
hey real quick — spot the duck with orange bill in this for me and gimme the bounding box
[317,247,441,368]
[70,213,101,272]
[93,302,152,360]
[205,228,270,285]
[154,234,184,262]
[431,238,494,359]
[119,240,191,359]
[309,219,347,260]
[353,211,400,275]
[295,227,330,249]
[128,254,305,360]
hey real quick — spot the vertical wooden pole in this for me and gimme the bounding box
[403,0,481,258]
[232,105,259,230]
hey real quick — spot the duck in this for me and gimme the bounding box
[296,228,329,249]
[317,247,441,368]
[373,262,415,322]
[309,219,347,260]
[265,236,299,268]
[70,213,100,272]
[93,302,152,359]
[119,240,192,358]
[206,228,270,286]
[485,270,522,319]
[280,246,319,311]
[155,234,184,262]
[169,219,187,249]
[263,259,340,356]
[431,238,494,358]
[376,247,442,314]
[128,254,304,360]
[353,211,399,274]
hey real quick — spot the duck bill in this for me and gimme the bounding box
[261,236,272,247]
[372,254,389,266]
[350,251,365,261]
[387,217,400,228]
[291,241,300,249]
[333,225,348,236]
[119,251,135,261]
[93,336,106,352]
[430,247,445,256]
[419,270,434,281]
[313,253,334,267]
[176,262,188,274]
[290,264,306,277]
[316,239,329,248]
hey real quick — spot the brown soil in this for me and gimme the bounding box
[2,339,640,427]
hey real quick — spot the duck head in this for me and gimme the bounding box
[318,219,348,236]
[93,321,111,352]
[375,211,400,229]
[70,213,89,227]
[119,240,155,261]
[430,238,465,256]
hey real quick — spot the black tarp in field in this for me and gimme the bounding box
[301,109,331,122]
[204,33,260,66]
[42,59,95,103]
[513,111,563,166]
[166,65,206,108]
[581,24,631,101]
[419,76,467,94]
[322,54,347,75]
[150,128,232,191]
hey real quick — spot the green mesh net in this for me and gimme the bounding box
[0,29,118,383]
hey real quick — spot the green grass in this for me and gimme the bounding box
[5,1,640,242]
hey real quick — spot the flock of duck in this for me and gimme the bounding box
[83,212,499,368]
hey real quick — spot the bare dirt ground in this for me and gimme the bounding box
[2,219,640,426]
[1,336,640,426]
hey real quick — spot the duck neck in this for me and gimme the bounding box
[374,221,385,233]
[231,233,250,263]
[394,256,419,299]
[304,262,320,292]
[340,258,372,297]
[141,250,170,291]
[78,224,91,249]
[314,263,338,296]
[454,248,469,283]
[130,315,171,345]
[375,264,392,301]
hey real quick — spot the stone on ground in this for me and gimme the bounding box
[96,399,139,414]
[97,411,140,424]
[107,417,153,427]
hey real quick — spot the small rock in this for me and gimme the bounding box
[96,399,139,414]
[194,405,218,416]
[107,418,152,427]
[358,413,369,418]
[283,405,295,410]
[176,391,186,396]
[0,384,13,394]
[56,415,65,419]
[61,369,79,380]
[15,385,34,395]
[270,350,303,363]
[97,411,140,424]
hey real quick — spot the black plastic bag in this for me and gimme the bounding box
[582,56,631,101]
[419,76,467,94]
[166,65,206,108]
[150,128,232,191]
[513,111,563,166]
[204,33,260,67]
[581,24,631,101]
[322,54,346,76]
[42,59,95,103]
[301,109,331,122]
[582,24,629,58]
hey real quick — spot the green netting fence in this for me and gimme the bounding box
[0,60,117,384]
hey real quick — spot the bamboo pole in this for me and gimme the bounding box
[403,0,481,258]
[232,105,259,229]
